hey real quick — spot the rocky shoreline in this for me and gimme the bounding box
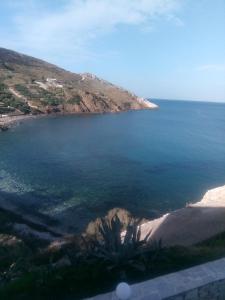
[0,101,158,132]
[1,185,225,247]
[0,114,37,131]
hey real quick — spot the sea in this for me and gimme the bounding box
[0,99,225,232]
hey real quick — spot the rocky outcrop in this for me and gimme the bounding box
[191,185,225,208]
[139,185,225,247]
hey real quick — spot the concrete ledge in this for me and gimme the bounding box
[86,258,225,299]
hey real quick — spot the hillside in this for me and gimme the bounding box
[0,47,157,116]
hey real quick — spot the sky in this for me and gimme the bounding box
[0,0,225,102]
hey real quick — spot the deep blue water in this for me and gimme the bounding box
[0,99,225,231]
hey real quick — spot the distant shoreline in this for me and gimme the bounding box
[152,98,225,104]
[0,104,158,132]
[0,114,38,131]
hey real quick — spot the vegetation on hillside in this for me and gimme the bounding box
[1,209,225,300]
[67,95,82,105]
[0,47,155,115]
[15,84,34,98]
[39,90,64,106]
[0,82,31,114]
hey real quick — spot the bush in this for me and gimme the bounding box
[14,84,34,99]
[83,215,153,273]
[37,89,64,106]
[0,83,7,92]
[0,85,31,114]
[67,95,82,105]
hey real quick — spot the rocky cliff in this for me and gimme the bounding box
[0,47,157,115]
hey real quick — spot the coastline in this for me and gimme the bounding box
[1,185,225,246]
[0,102,158,132]
[0,114,38,131]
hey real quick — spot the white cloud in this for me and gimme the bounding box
[0,0,183,64]
[166,14,184,26]
[197,64,225,72]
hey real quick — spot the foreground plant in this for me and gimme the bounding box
[83,214,157,273]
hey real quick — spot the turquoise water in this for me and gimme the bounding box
[0,100,225,231]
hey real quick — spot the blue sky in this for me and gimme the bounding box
[0,0,225,102]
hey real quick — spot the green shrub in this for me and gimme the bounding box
[83,215,152,273]
[14,84,33,98]
[42,97,63,106]
[67,95,82,105]
[0,87,31,114]
[37,89,64,106]
[0,83,7,91]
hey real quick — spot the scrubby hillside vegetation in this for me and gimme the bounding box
[1,207,225,300]
[0,48,156,116]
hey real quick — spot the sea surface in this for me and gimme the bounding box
[0,99,225,231]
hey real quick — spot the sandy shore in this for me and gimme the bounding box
[139,185,225,247]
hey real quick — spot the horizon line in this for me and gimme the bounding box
[150,98,225,104]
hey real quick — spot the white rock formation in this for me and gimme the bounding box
[137,97,158,109]
[138,185,225,246]
[191,185,225,208]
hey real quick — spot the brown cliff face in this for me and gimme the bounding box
[0,47,157,115]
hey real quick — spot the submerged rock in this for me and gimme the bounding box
[0,124,8,131]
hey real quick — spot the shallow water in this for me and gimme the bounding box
[0,100,225,231]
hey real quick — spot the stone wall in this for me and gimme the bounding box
[87,258,225,300]
[168,279,225,300]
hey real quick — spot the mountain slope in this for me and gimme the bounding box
[0,47,157,115]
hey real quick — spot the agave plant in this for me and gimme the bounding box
[83,214,153,272]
